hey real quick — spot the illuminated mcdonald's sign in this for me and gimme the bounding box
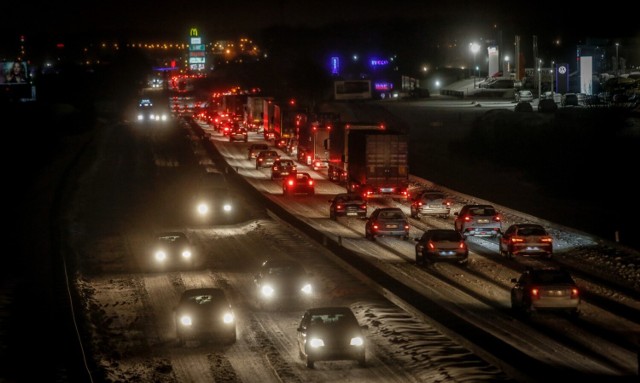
[190,28,199,37]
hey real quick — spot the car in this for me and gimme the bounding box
[510,267,581,317]
[256,150,280,169]
[409,190,452,219]
[149,231,195,269]
[296,306,367,368]
[414,229,468,266]
[365,207,410,240]
[537,98,558,113]
[515,90,533,102]
[561,93,579,107]
[270,158,297,180]
[253,259,314,309]
[453,204,502,238]
[193,186,236,223]
[248,143,269,160]
[514,101,534,112]
[283,172,315,195]
[328,192,367,220]
[487,78,514,89]
[174,288,237,345]
[136,98,168,123]
[228,126,248,142]
[499,223,553,259]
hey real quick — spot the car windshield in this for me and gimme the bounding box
[531,270,575,284]
[519,226,547,236]
[310,313,356,327]
[158,234,186,244]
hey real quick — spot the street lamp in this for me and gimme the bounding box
[504,55,510,74]
[470,43,480,88]
[615,42,619,76]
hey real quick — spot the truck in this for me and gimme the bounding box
[222,93,247,119]
[244,95,272,132]
[297,112,340,170]
[327,122,409,199]
[263,98,308,148]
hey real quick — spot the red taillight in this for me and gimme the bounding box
[463,215,472,222]
[308,180,314,186]
[459,242,466,250]
[541,237,553,243]
[511,237,524,243]
[417,201,423,207]
[530,288,540,299]
[336,204,344,210]
[444,201,452,207]
[494,215,502,222]
[427,241,436,250]
[360,204,367,210]
[571,288,579,299]
[372,224,379,230]
[404,224,410,230]
[287,179,294,186]
[273,166,279,170]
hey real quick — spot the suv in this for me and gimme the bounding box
[256,150,280,169]
[453,204,502,238]
[409,190,452,219]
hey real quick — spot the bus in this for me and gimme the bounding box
[333,80,372,101]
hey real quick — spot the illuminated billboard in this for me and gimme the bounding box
[580,56,593,95]
[1,61,29,84]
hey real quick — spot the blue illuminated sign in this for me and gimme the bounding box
[330,57,340,75]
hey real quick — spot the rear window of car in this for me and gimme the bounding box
[421,192,445,201]
[469,207,496,216]
[519,226,546,236]
[531,270,574,284]
[429,230,461,241]
[379,209,405,219]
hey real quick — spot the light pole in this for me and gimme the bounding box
[537,59,542,100]
[470,43,480,88]
[615,42,619,76]
[505,55,510,75]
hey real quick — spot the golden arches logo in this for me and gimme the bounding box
[189,28,199,37]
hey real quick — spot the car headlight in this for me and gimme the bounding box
[261,285,275,297]
[350,336,364,346]
[181,250,192,259]
[223,311,235,324]
[179,314,193,326]
[223,203,232,212]
[309,338,325,348]
[155,250,166,262]
[137,114,144,121]
[161,114,168,121]
[301,284,312,295]
[197,203,209,215]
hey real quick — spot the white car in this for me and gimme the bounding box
[515,90,533,102]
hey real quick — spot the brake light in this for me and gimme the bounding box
[417,201,423,207]
[444,201,452,207]
[541,237,553,243]
[372,224,379,230]
[511,237,524,243]
[493,215,502,222]
[404,224,410,230]
[530,288,540,300]
[570,288,579,299]
[308,180,314,186]
[287,179,294,186]
[273,166,279,170]
[336,204,344,210]
[427,241,436,250]
[463,215,472,222]
[459,241,466,250]
[360,204,367,210]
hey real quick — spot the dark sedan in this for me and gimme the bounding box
[365,207,410,240]
[149,231,195,270]
[253,259,314,309]
[296,306,367,368]
[328,193,367,219]
[174,288,237,345]
[415,229,468,266]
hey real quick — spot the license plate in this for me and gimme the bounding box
[439,251,456,256]
[386,224,398,228]
[526,246,539,251]
[381,188,393,193]
[347,212,357,216]
[477,219,489,224]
